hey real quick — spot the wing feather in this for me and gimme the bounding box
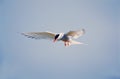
[22,31,56,40]
[66,29,85,39]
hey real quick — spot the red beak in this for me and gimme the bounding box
[53,39,57,42]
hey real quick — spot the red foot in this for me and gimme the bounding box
[64,41,70,46]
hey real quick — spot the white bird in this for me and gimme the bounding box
[22,29,86,46]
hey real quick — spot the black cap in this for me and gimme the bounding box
[54,34,59,39]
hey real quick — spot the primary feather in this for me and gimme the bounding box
[66,29,85,39]
[22,31,56,40]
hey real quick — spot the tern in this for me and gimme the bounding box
[22,29,86,46]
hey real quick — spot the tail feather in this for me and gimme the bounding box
[69,40,87,45]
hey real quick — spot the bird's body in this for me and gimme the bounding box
[60,34,70,41]
[58,34,71,46]
[22,29,86,46]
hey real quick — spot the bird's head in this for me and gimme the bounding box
[53,33,63,42]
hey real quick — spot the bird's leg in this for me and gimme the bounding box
[65,41,69,46]
[64,42,67,46]
[67,41,71,46]
[64,41,71,46]
[66,42,69,46]
[68,42,70,46]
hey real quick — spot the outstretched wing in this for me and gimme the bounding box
[66,29,85,39]
[22,31,56,40]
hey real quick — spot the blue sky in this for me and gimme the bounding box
[0,0,120,79]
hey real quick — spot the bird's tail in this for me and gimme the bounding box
[69,40,87,46]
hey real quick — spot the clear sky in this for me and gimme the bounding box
[0,0,120,79]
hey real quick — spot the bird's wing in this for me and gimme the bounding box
[66,29,85,39]
[22,31,56,40]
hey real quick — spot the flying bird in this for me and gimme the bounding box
[22,29,86,46]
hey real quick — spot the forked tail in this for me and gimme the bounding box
[69,40,87,46]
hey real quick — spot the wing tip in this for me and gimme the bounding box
[21,32,36,39]
[81,28,85,34]
[21,32,31,37]
[21,32,28,36]
[21,32,25,35]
